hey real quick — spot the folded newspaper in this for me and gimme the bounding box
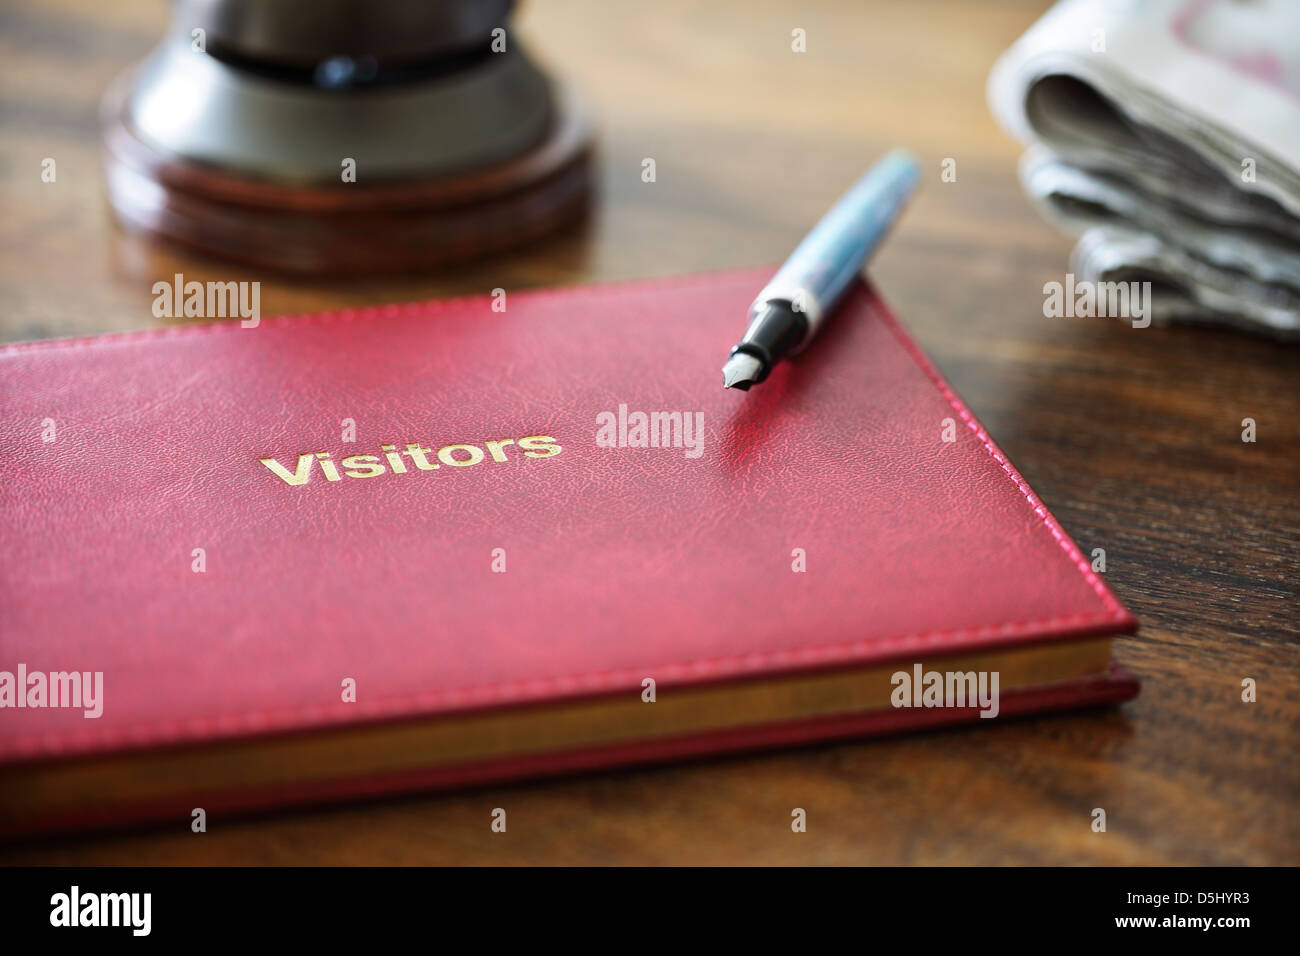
[989,0,1300,336]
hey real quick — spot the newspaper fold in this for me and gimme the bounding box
[989,0,1300,336]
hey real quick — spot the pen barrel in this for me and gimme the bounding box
[748,149,920,348]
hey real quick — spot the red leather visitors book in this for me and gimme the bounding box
[0,267,1138,836]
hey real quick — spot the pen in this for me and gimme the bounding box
[721,150,921,390]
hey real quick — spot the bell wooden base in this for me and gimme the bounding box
[101,73,594,276]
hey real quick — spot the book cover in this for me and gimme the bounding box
[0,267,1138,835]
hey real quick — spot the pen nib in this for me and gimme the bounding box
[722,353,764,391]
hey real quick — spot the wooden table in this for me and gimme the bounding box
[2,0,1296,865]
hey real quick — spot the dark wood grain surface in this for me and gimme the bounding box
[1,0,1296,865]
